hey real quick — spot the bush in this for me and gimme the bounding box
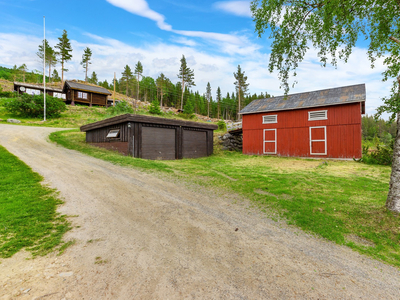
[107,100,134,115]
[149,100,162,115]
[359,142,394,165]
[0,91,17,98]
[217,120,227,131]
[4,93,66,118]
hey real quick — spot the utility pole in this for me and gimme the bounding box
[113,72,116,107]
[43,16,46,122]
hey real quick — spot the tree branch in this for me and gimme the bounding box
[389,36,400,44]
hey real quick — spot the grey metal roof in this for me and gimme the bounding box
[63,81,112,95]
[240,84,366,115]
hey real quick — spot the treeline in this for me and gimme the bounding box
[362,114,397,145]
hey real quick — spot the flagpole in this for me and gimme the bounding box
[43,16,46,121]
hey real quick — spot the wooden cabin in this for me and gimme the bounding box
[80,114,218,160]
[62,80,112,106]
[239,84,366,159]
[13,82,64,99]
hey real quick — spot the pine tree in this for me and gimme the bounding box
[80,47,92,82]
[233,65,249,120]
[37,39,57,82]
[216,86,222,119]
[18,64,28,82]
[121,65,133,96]
[135,61,143,101]
[52,69,61,82]
[55,30,73,84]
[156,73,168,107]
[177,55,195,110]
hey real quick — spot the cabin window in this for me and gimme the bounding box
[262,115,277,124]
[77,91,88,99]
[53,92,66,99]
[308,110,327,121]
[106,129,120,138]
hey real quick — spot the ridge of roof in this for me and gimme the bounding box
[240,84,366,115]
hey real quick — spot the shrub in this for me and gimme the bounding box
[217,120,227,131]
[4,93,66,118]
[0,91,17,98]
[107,100,134,115]
[359,142,394,165]
[149,100,162,115]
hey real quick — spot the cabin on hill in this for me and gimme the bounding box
[62,80,112,106]
[80,114,218,160]
[239,84,366,159]
[13,82,64,99]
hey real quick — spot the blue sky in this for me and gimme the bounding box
[0,0,391,117]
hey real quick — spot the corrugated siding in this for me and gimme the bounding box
[242,102,362,158]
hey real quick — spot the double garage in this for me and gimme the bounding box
[80,114,217,160]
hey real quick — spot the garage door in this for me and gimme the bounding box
[182,130,207,158]
[142,127,176,160]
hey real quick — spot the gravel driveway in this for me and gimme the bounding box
[1,124,400,299]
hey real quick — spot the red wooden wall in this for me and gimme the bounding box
[242,102,362,158]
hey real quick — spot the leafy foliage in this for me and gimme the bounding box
[177,55,195,110]
[4,93,66,118]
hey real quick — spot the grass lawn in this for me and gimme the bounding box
[0,145,71,258]
[50,130,400,267]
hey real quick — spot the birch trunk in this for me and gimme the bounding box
[386,111,400,212]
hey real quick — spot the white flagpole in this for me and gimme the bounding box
[43,16,46,121]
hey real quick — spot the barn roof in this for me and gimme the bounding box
[240,84,366,115]
[63,80,112,95]
[80,114,218,132]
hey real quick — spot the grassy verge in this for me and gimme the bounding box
[50,130,400,267]
[0,145,71,258]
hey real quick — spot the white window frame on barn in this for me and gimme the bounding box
[77,91,88,99]
[308,110,327,121]
[309,126,327,155]
[262,115,278,124]
[263,128,277,154]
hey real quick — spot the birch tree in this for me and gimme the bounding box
[251,0,400,212]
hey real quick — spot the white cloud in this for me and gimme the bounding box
[173,37,197,47]
[105,0,172,31]
[213,1,252,17]
[0,31,392,118]
[105,0,257,55]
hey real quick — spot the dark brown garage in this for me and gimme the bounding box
[80,114,218,160]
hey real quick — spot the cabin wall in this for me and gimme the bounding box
[242,102,362,158]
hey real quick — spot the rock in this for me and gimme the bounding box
[7,119,21,123]
[58,271,74,277]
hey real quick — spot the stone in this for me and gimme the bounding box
[7,119,21,123]
[58,271,74,277]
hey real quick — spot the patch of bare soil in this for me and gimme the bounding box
[1,124,400,299]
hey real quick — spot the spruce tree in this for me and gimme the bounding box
[206,82,211,117]
[216,86,222,119]
[177,55,195,110]
[81,47,92,82]
[55,30,72,84]
[233,65,249,120]
[135,61,143,100]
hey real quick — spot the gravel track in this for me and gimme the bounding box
[1,124,400,299]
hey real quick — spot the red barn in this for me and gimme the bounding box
[240,84,366,159]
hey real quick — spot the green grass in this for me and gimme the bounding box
[0,145,71,258]
[49,130,400,267]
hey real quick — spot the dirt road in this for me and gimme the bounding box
[1,124,400,299]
